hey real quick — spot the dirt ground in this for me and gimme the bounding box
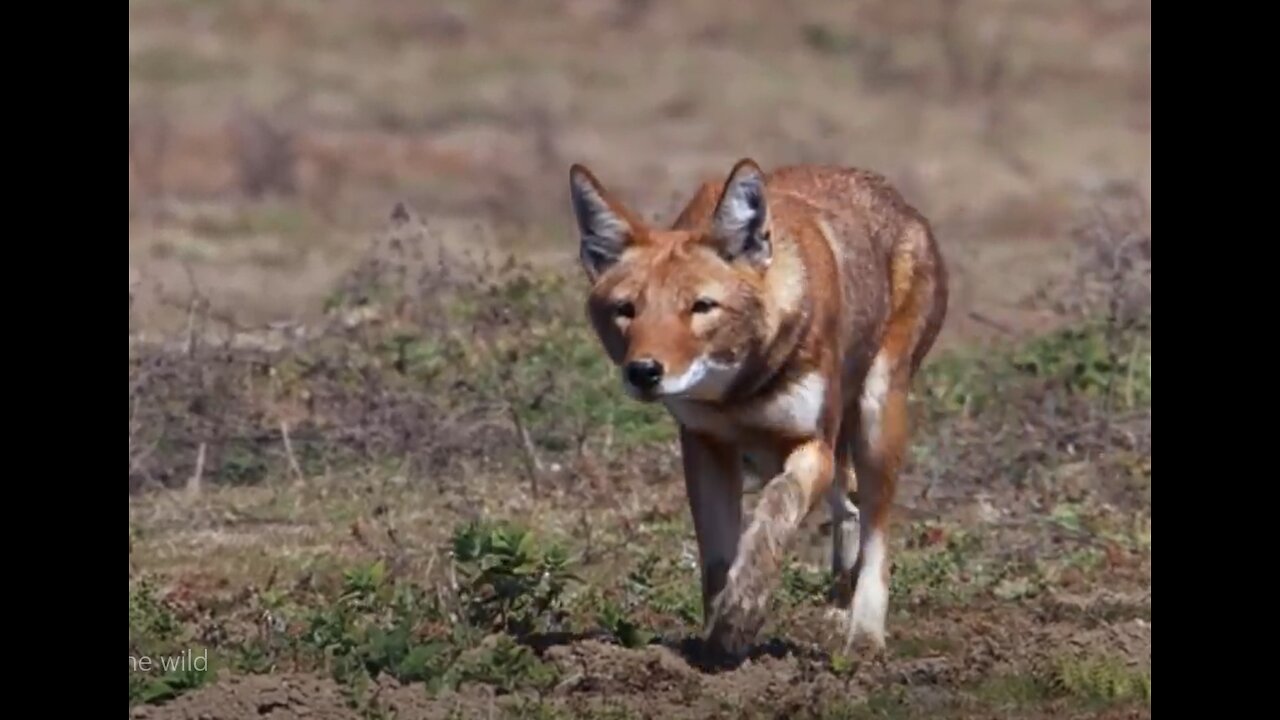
[129,1,1150,718]
[129,377,1152,718]
[130,466,1151,718]
[132,618,1151,720]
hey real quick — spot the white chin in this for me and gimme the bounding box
[658,356,738,400]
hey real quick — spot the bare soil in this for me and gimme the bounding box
[132,597,1151,720]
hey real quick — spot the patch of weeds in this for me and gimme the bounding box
[891,524,986,607]
[974,673,1050,709]
[829,652,859,679]
[129,577,216,705]
[653,585,702,629]
[129,665,213,706]
[837,686,914,719]
[131,242,679,493]
[1046,653,1150,706]
[213,440,272,486]
[339,673,399,720]
[451,520,579,637]
[238,531,581,701]
[991,575,1041,601]
[596,598,655,649]
[1048,502,1088,533]
[1064,546,1107,573]
[977,654,1150,711]
[918,348,1006,418]
[1012,318,1151,411]
[453,634,560,693]
[623,549,702,630]
[887,633,957,660]
[892,550,959,604]
[778,559,832,607]
[129,577,181,643]
[230,640,277,675]
[918,313,1151,421]
[378,332,465,383]
[502,697,570,720]
[299,560,449,684]
[127,519,589,704]
[588,704,643,720]
[989,557,1049,603]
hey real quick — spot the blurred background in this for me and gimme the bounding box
[128,0,1150,347]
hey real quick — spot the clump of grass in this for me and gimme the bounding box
[975,654,1150,711]
[1046,653,1150,705]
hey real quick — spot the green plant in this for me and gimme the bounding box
[453,634,560,693]
[129,666,212,706]
[292,559,471,692]
[617,549,701,630]
[779,559,832,607]
[1011,317,1151,410]
[890,524,987,606]
[130,578,215,705]
[1047,654,1151,705]
[596,599,655,649]
[451,521,580,637]
[129,577,181,644]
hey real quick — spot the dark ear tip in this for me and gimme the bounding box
[389,201,412,224]
[730,158,764,178]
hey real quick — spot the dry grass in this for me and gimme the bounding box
[129,0,1150,341]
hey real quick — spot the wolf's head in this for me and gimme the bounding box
[569,159,783,403]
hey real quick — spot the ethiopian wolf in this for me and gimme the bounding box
[568,158,948,656]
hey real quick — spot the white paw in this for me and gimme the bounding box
[846,579,888,651]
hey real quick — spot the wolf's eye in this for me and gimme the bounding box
[691,298,718,314]
[614,301,635,319]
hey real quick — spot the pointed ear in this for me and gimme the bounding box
[711,159,771,268]
[569,164,638,282]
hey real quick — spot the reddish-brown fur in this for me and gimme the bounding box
[568,158,948,657]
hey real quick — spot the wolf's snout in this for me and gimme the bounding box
[625,358,664,391]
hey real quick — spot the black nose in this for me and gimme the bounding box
[625,358,664,390]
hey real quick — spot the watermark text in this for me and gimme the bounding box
[129,648,209,673]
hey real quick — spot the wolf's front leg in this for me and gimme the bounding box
[679,429,745,627]
[707,439,835,657]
